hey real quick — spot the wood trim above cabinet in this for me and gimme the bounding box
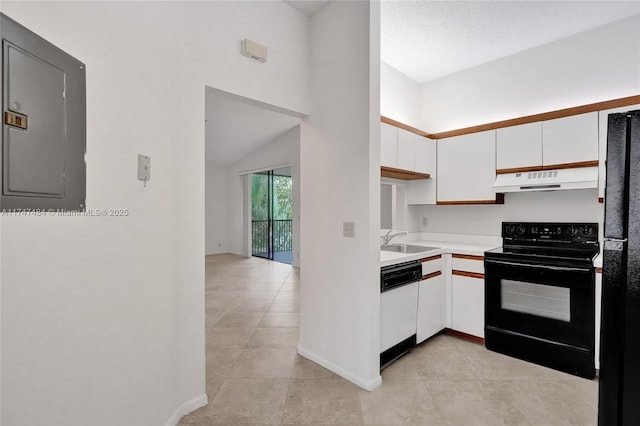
[381,95,640,141]
[428,95,640,140]
[452,270,485,279]
[380,116,431,138]
[496,161,599,175]
[381,166,431,181]
[543,160,599,171]
[496,166,544,175]
[420,254,442,263]
[452,254,484,261]
[444,328,485,344]
[437,194,505,205]
[422,271,442,280]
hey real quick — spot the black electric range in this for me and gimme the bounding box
[484,222,599,378]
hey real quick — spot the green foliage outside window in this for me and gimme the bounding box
[251,172,292,221]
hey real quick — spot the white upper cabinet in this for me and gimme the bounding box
[495,112,599,173]
[437,130,496,203]
[408,139,437,204]
[397,128,418,171]
[380,122,398,168]
[598,104,640,199]
[413,136,433,175]
[542,112,598,167]
[380,123,436,191]
[496,122,542,171]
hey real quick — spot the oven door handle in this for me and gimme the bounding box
[485,259,592,273]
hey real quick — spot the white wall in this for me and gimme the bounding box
[380,61,422,128]
[378,16,639,244]
[0,2,310,425]
[205,163,230,255]
[225,126,301,268]
[299,1,382,390]
[408,189,603,238]
[420,14,640,132]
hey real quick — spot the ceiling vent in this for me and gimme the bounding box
[241,39,267,63]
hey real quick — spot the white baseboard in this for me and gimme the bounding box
[297,345,382,391]
[165,393,208,426]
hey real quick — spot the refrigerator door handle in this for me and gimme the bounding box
[604,239,627,251]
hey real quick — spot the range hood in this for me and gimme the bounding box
[493,166,598,193]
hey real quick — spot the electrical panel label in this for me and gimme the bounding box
[4,111,27,129]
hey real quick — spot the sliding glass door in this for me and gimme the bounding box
[251,167,292,264]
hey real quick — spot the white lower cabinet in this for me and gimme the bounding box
[451,273,485,338]
[417,272,446,343]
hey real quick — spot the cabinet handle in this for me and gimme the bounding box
[422,271,442,280]
[452,270,484,279]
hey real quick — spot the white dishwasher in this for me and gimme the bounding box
[380,260,422,370]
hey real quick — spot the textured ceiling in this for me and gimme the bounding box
[381,1,640,83]
[210,1,640,166]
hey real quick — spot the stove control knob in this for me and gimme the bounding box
[581,226,594,237]
[516,225,526,235]
[568,226,579,236]
[504,224,515,237]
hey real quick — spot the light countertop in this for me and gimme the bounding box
[380,231,603,270]
[380,238,500,267]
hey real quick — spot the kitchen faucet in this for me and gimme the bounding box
[382,229,407,246]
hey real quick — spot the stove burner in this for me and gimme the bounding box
[490,222,599,266]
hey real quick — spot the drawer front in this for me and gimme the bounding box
[421,255,442,276]
[452,254,484,274]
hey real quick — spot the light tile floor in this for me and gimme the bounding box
[180,254,599,425]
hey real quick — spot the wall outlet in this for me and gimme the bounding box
[343,221,355,238]
[422,216,428,227]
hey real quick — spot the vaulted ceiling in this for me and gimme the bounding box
[206,1,640,166]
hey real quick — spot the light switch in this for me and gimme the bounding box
[138,154,150,183]
[343,221,355,238]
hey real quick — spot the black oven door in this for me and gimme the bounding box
[484,257,595,378]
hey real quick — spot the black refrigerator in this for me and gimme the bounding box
[599,109,640,425]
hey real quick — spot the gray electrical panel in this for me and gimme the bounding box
[1,13,86,211]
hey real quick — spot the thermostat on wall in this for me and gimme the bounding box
[241,39,267,63]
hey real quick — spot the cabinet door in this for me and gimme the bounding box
[598,104,640,199]
[437,130,496,203]
[381,123,398,168]
[542,112,598,167]
[413,136,433,174]
[496,122,542,172]
[407,139,437,205]
[417,273,445,343]
[451,274,484,338]
[397,128,417,171]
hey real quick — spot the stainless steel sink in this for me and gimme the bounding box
[380,244,439,254]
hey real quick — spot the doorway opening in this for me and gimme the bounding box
[251,166,293,264]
